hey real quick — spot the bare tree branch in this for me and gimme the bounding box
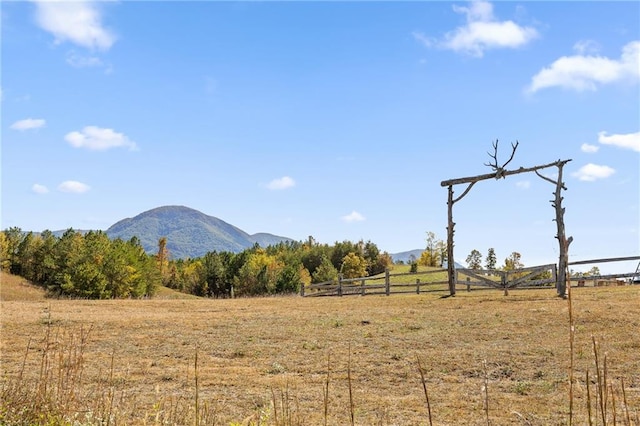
[483,140,499,170]
[483,139,519,179]
[535,169,567,190]
[452,181,476,204]
[502,141,519,170]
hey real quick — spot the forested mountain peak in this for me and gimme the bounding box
[106,205,291,259]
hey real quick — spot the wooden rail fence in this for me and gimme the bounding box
[301,256,639,297]
[455,263,557,295]
[301,269,448,297]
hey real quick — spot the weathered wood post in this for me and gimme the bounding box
[337,274,343,297]
[447,185,456,296]
[361,279,366,296]
[385,268,390,296]
[300,282,305,297]
[502,272,508,296]
[416,278,421,294]
[535,159,572,297]
[467,276,471,292]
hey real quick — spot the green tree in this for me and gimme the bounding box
[331,240,359,272]
[0,232,10,271]
[312,255,339,283]
[16,232,40,281]
[202,251,230,297]
[33,230,57,286]
[465,249,483,270]
[3,227,24,274]
[485,248,497,271]
[234,249,284,296]
[301,243,330,278]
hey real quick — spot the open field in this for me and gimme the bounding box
[1,271,639,425]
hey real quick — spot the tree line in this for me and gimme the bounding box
[0,229,394,299]
[0,228,158,298]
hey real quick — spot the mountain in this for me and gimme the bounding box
[390,249,465,268]
[105,205,292,259]
[390,249,424,264]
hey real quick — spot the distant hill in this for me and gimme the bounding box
[390,249,424,264]
[105,205,292,259]
[390,249,465,268]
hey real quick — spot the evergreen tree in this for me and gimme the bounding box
[485,248,497,270]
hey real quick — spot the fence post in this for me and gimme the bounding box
[300,282,305,297]
[502,272,508,296]
[338,274,343,297]
[416,278,420,294]
[385,268,390,296]
[467,277,471,292]
[361,279,366,296]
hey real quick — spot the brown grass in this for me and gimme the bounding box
[0,271,49,301]
[1,272,639,425]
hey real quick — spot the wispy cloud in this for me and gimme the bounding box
[414,0,538,57]
[515,180,530,189]
[32,184,49,194]
[598,131,640,152]
[527,40,640,93]
[573,39,600,55]
[65,50,112,73]
[58,180,91,193]
[10,118,46,131]
[581,143,599,153]
[341,211,366,223]
[572,164,616,182]
[33,1,116,51]
[266,176,296,190]
[65,126,138,151]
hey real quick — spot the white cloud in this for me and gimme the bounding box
[515,180,530,189]
[58,180,91,193]
[572,164,616,182]
[598,131,640,152]
[32,184,49,194]
[580,143,599,153]
[527,40,640,93]
[10,118,46,131]
[266,176,295,190]
[65,126,137,151]
[415,0,538,57]
[66,50,103,68]
[341,211,366,223]
[33,0,116,51]
[573,40,600,55]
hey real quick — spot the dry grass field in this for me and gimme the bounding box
[1,270,639,425]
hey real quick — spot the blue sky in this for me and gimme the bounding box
[2,1,639,274]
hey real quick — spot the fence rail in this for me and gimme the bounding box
[302,269,448,297]
[301,256,639,297]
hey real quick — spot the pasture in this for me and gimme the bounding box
[1,271,639,425]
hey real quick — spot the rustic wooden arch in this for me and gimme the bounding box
[440,141,572,297]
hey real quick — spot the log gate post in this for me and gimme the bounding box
[441,140,572,297]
